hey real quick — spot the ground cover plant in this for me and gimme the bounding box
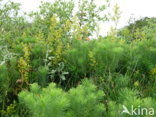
[0,0,156,117]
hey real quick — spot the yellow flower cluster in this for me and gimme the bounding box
[18,44,30,82]
[47,16,72,66]
[88,51,97,67]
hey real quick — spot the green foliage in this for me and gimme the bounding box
[64,38,155,89]
[19,79,105,117]
[91,39,125,74]
[48,62,68,82]
[0,57,20,116]
[107,88,156,117]
[96,74,130,101]
[67,79,105,117]
[118,17,156,41]
[19,83,68,117]
[64,40,91,84]
[0,0,155,116]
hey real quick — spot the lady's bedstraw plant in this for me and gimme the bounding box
[18,44,31,85]
[47,16,64,66]
[88,51,97,73]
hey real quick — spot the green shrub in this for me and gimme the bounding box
[64,40,91,85]
[67,79,105,117]
[107,88,156,117]
[19,83,69,117]
[96,74,130,101]
[92,39,126,75]
[18,79,105,117]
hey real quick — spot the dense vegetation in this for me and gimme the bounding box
[0,0,155,117]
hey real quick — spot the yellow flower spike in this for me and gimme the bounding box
[18,44,31,82]
[88,51,97,67]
